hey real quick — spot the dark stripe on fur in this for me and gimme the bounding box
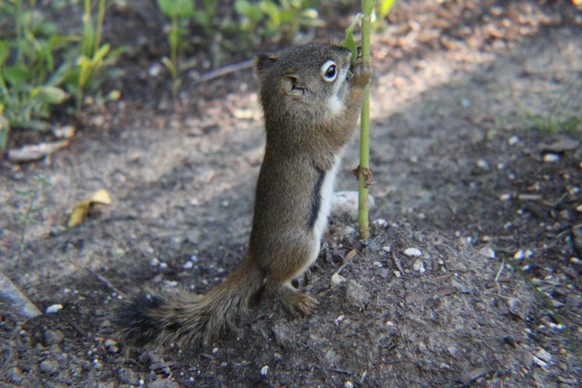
[308,167,326,229]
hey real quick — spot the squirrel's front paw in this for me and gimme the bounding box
[351,58,371,87]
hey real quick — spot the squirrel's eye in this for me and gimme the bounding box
[321,60,338,82]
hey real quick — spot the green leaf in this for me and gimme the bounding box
[3,65,32,86]
[0,41,9,66]
[378,0,396,20]
[343,14,363,61]
[93,44,111,62]
[33,86,69,104]
[157,0,195,18]
[0,113,9,150]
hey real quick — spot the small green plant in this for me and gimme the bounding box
[0,1,72,143]
[155,0,222,92]
[73,0,125,110]
[0,0,123,150]
[157,0,196,93]
[234,0,322,46]
[15,173,51,263]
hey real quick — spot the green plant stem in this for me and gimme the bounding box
[358,0,373,240]
[15,0,24,62]
[95,0,106,53]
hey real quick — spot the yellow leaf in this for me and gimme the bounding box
[91,189,111,205]
[68,200,92,228]
[67,189,112,228]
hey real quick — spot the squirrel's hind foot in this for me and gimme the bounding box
[275,285,318,316]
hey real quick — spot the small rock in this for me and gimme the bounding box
[373,218,388,227]
[183,261,193,269]
[476,159,489,170]
[479,247,496,259]
[543,153,560,163]
[45,304,63,314]
[345,280,370,308]
[260,365,269,376]
[331,191,375,220]
[44,330,64,345]
[534,348,552,363]
[331,273,346,286]
[404,248,422,257]
[149,378,179,388]
[148,63,162,77]
[105,339,119,354]
[499,193,512,201]
[39,360,59,375]
[508,135,520,145]
[413,259,426,274]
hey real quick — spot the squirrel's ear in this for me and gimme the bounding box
[280,75,305,96]
[256,53,279,72]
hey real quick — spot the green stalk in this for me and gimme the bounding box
[95,0,106,54]
[358,0,373,240]
[15,0,23,62]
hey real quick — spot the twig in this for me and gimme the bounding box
[85,267,126,298]
[0,270,41,319]
[195,59,254,84]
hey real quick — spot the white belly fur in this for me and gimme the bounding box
[309,154,342,267]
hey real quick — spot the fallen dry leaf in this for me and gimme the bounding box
[7,140,70,162]
[67,189,112,228]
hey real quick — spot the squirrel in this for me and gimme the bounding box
[114,43,371,347]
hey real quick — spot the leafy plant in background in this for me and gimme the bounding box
[0,0,72,148]
[73,0,125,110]
[234,0,322,47]
[156,0,196,93]
[0,0,123,150]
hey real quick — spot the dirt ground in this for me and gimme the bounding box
[1,0,581,386]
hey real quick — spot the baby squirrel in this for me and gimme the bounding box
[115,43,371,347]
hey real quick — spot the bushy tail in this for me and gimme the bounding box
[114,259,264,347]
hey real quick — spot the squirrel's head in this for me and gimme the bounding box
[256,43,354,127]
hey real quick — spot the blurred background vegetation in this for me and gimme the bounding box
[1,0,394,151]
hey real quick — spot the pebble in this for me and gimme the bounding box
[39,360,60,375]
[513,249,533,260]
[508,135,520,145]
[331,273,346,286]
[476,159,489,170]
[345,280,371,308]
[149,378,179,388]
[479,247,496,259]
[183,261,194,269]
[148,63,162,77]
[404,248,422,257]
[105,339,119,354]
[260,365,269,376]
[45,304,63,314]
[373,218,388,227]
[331,191,375,220]
[413,259,426,274]
[543,153,560,163]
[44,330,64,345]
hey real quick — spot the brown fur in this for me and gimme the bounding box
[114,43,371,347]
